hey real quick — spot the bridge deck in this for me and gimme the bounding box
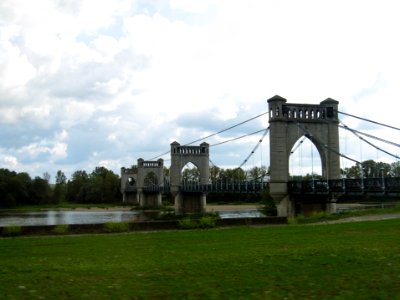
[288,178,400,197]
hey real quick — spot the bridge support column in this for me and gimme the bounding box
[326,198,337,214]
[122,192,139,205]
[174,192,206,215]
[270,182,295,217]
[138,190,162,209]
[275,196,295,218]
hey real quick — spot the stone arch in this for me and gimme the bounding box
[170,142,210,189]
[136,158,164,189]
[143,171,158,187]
[289,135,324,177]
[127,176,136,187]
[267,95,340,216]
[120,167,137,191]
[181,161,200,183]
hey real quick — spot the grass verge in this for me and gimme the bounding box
[291,204,400,224]
[1,219,400,299]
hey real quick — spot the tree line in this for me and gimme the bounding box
[1,159,399,208]
[0,167,120,208]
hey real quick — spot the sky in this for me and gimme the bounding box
[1,0,400,182]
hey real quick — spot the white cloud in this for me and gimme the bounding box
[1,155,18,168]
[169,0,211,13]
[0,0,400,179]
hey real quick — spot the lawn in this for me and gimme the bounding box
[1,219,400,299]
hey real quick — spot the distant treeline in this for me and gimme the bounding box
[2,159,398,208]
[0,165,269,208]
[0,167,120,208]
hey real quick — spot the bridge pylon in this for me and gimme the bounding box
[170,141,210,214]
[136,158,164,208]
[268,95,340,216]
[120,159,164,208]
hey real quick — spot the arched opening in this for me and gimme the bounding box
[181,162,200,184]
[127,177,136,186]
[144,171,158,187]
[289,136,322,180]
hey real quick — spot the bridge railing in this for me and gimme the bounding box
[123,181,268,193]
[180,181,268,193]
[288,177,400,196]
[142,185,171,193]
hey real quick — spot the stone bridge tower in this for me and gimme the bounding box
[136,158,164,208]
[268,95,340,216]
[120,159,164,208]
[170,141,210,214]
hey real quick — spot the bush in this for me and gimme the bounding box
[178,214,219,229]
[104,222,130,233]
[53,224,69,234]
[258,188,277,216]
[178,217,198,229]
[199,216,217,228]
[2,225,22,237]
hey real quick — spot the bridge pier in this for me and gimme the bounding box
[122,192,139,205]
[274,196,295,217]
[174,192,206,215]
[138,190,162,209]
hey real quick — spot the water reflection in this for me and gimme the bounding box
[0,209,263,227]
[0,211,143,227]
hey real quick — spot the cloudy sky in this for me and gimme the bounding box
[1,0,400,182]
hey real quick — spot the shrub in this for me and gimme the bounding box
[178,214,219,229]
[258,188,277,216]
[53,224,69,234]
[199,216,217,228]
[2,225,22,237]
[104,222,130,233]
[178,217,198,229]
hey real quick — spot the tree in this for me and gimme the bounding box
[66,170,88,202]
[181,163,200,183]
[344,160,392,179]
[0,169,32,207]
[247,166,268,182]
[259,186,277,216]
[53,170,67,203]
[390,161,400,177]
[210,165,221,182]
[85,167,120,203]
[43,172,51,183]
[30,176,52,204]
[220,168,246,182]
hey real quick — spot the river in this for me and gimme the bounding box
[0,209,263,227]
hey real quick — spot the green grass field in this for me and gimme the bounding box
[1,219,400,299]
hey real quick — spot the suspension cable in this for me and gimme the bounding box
[238,128,269,169]
[338,124,400,148]
[339,121,400,160]
[210,128,267,147]
[183,111,269,146]
[147,111,269,160]
[296,122,361,165]
[337,110,400,131]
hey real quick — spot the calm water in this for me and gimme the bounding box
[0,210,263,227]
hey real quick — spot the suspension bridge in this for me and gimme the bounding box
[121,95,400,216]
